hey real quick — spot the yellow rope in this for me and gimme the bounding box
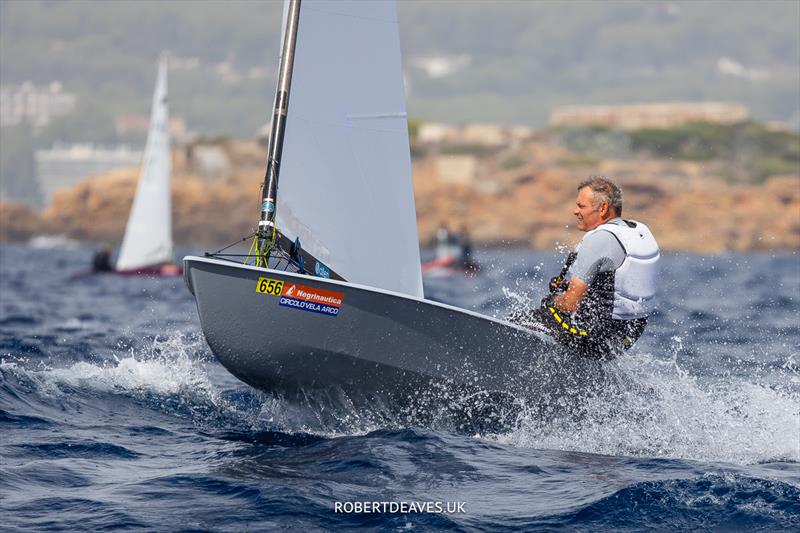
[244,235,258,265]
[548,306,588,336]
[243,225,278,268]
[261,226,276,267]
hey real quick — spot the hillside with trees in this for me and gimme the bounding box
[1,0,798,206]
[2,0,798,133]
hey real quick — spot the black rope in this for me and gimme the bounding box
[207,232,257,255]
[205,228,308,276]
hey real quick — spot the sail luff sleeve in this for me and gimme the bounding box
[258,0,301,251]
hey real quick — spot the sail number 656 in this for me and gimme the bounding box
[256,277,284,296]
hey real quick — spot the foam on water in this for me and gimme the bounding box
[0,331,256,430]
[3,288,797,468]
[496,347,800,465]
[3,321,796,467]
[2,330,389,437]
[36,333,215,397]
[492,265,800,466]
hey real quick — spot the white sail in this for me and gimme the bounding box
[275,0,423,298]
[116,55,173,271]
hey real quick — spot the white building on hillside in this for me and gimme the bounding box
[0,82,77,129]
[35,144,143,208]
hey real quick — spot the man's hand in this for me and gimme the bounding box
[549,252,578,294]
[549,276,569,293]
[553,276,588,314]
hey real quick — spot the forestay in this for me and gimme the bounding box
[275,0,423,298]
[116,56,173,271]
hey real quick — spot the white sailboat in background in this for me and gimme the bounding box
[114,54,180,276]
[184,0,595,406]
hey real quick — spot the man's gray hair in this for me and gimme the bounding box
[578,175,623,216]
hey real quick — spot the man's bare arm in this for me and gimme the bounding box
[553,276,588,314]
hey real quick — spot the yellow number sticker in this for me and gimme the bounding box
[256,277,285,296]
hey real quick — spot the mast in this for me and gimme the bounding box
[257,0,302,259]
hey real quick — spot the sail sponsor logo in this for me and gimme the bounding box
[279,283,344,317]
[315,261,331,278]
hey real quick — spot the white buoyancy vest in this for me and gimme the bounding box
[596,220,661,320]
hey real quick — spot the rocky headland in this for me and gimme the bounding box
[2,137,798,253]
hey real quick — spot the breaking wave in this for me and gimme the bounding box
[495,348,800,465]
[5,327,796,467]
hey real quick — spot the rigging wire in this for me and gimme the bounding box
[208,232,257,255]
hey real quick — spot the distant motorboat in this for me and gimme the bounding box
[421,227,480,278]
[421,254,480,278]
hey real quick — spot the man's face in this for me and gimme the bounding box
[573,187,606,231]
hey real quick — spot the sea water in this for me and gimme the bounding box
[1,244,798,531]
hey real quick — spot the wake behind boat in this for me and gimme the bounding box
[185,0,588,407]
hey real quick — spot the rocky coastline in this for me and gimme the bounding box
[2,138,798,253]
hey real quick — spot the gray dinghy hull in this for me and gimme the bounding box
[184,256,599,402]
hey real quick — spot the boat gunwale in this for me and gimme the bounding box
[183,254,540,337]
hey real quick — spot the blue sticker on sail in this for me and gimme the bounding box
[315,261,331,278]
[262,201,275,214]
[279,296,339,316]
